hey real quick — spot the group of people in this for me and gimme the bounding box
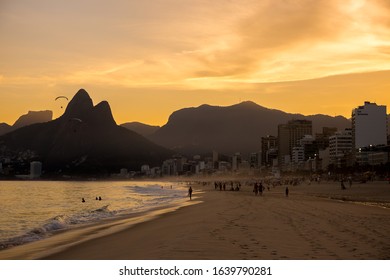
[253,181,265,196]
[214,181,241,192]
[81,196,102,203]
[188,179,295,201]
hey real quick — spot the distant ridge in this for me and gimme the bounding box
[0,110,53,136]
[0,89,171,173]
[120,122,160,137]
[149,101,352,155]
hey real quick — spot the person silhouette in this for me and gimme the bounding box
[285,187,289,197]
[82,198,85,203]
[188,186,193,200]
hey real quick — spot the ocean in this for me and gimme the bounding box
[0,180,188,250]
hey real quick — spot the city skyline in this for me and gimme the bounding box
[1,0,390,125]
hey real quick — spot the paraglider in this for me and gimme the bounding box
[69,118,82,123]
[68,118,83,133]
[55,96,69,109]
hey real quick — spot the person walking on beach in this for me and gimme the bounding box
[188,186,193,200]
[341,179,346,190]
[253,183,259,196]
[285,187,289,197]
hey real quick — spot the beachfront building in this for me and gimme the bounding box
[318,147,330,170]
[292,146,304,163]
[355,145,390,166]
[30,161,42,179]
[329,128,353,168]
[352,102,387,149]
[141,165,151,176]
[278,120,312,168]
[261,135,278,167]
[212,150,218,169]
[250,152,261,168]
[232,152,241,171]
[315,127,338,150]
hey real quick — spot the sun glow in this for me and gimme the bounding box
[1,0,390,125]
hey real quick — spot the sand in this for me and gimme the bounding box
[1,180,390,260]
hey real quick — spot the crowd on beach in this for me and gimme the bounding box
[186,172,390,202]
[198,178,303,198]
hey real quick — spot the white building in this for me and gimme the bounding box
[232,152,241,171]
[352,101,387,149]
[292,146,304,163]
[30,161,42,179]
[141,165,150,175]
[329,129,352,167]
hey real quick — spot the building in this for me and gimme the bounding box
[329,129,353,168]
[355,145,390,166]
[212,150,218,169]
[352,101,387,149]
[249,152,261,168]
[278,120,312,167]
[232,153,241,171]
[292,146,304,164]
[162,159,177,176]
[315,127,338,150]
[318,147,330,171]
[141,165,150,176]
[30,161,42,179]
[261,135,278,167]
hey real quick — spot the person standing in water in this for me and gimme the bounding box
[188,186,193,200]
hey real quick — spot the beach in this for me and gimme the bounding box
[1,180,390,260]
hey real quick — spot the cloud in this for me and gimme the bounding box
[182,0,390,84]
[1,0,390,91]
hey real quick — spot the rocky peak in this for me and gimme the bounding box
[92,101,117,127]
[63,89,94,119]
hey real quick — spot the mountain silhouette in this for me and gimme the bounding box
[149,101,352,155]
[0,123,12,136]
[120,122,160,137]
[0,89,171,173]
[0,110,52,136]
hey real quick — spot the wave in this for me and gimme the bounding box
[0,205,117,250]
[0,182,187,250]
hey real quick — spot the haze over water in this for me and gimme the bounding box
[0,180,187,249]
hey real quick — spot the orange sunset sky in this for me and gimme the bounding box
[1,0,390,126]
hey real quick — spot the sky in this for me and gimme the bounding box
[1,0,390,126]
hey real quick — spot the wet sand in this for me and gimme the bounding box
[40,181,390,260]
[1,181,389,260]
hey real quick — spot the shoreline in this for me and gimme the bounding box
[1,181,390,260]
[0,189,202,260]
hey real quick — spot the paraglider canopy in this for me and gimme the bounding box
[69,118,82,123]
[68,118,84,133]
[55,96,69,101]
[55,96,69,109]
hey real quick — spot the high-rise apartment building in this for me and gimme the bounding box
[278,120,312,166]
[352,102,387,149]
[329,128,352,167]
[261,135,278,167]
